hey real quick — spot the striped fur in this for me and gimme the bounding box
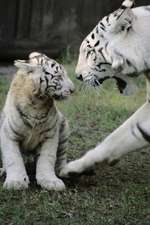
[60,1,150,178]
[76,1,150,95]
[0,52,74,190]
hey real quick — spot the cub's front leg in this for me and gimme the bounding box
[0,123,29,190]
[36,132,65,191]
[56,118,70,176]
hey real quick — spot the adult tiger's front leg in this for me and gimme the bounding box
[60,102,150,177]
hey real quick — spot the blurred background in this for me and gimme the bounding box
[0,0,149,60]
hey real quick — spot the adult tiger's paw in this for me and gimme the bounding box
[59,160,84,178]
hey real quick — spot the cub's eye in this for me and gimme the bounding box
[57,75,63,79]
[28,70,33,74]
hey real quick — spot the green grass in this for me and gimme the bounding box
[0,62,150,225]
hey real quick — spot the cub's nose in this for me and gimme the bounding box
[76,74,83,81]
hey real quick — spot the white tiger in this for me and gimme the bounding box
[0,52,74,190]
[60,0,150,177]
[75,1,150,95]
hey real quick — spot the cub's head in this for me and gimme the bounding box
[14,52,75,100]
[76,0,135,95]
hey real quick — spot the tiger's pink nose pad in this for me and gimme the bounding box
[76,74,83,81]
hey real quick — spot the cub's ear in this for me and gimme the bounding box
[14,60,38,73]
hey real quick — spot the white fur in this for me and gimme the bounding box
[76,5,150,96]
[122,0,134,8]
[60,101,150,176]
[0,53,73,190]
[60,3,150,177]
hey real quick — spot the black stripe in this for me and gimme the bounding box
[144,60,149,71]
[59,138,68,146]
[91,33,95,39]
[86,51,91,59]
[45,76,49,92]
[16,105,32,128]
[116,9,125,20]
[126,59,137,73]
[40,77,44,84]
[97,62,111,68]
[95,26,99,34]
[98,47,107,62]
[51,63,56,68]
[137,123,150,142]
[87,44,92,49]
[94,40,100,47]
[39,77,44,94]
[100,26,106,32]
[106,16,110,24]
[39,119,57,135]
[100,22,105,28]
[44,134,55,141]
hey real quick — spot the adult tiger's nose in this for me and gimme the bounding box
[76,74,83,81]
[70,86,75,94]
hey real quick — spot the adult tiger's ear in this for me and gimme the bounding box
[14,60,38,73]
[29,52,41,59]
[121,0,135,9]
[109,0,135,34]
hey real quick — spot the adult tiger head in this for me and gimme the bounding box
[14,52,75,100]
[76,0,137,95]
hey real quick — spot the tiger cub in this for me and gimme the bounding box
[0,52,74,191]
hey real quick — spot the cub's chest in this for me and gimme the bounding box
[21,119,59,152]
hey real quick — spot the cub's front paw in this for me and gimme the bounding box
[4,175,29,190]
[36,176,65,191]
